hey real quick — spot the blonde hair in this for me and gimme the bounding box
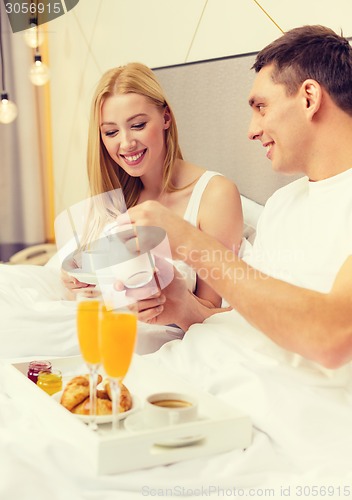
[87,62,183,210]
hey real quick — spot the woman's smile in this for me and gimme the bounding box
[120,148,147,166]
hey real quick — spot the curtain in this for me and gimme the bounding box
[0,2,48,262]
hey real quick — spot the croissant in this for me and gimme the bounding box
[60,375,132,414]
[104,380,133,413]
[72,396,112,415]
[60,374,101,411]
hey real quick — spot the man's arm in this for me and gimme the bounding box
[223,253,352,369]
[128,201,352,368]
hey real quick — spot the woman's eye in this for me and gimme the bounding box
[104,130,118,137]
[132,122,146,130]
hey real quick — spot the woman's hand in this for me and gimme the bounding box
[61,269,95,300]
[123,269,231,329]
[114,259,222,329]
[123,271,188,326]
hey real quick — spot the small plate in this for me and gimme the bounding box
[53,391,140,424]
[67,269,154,288]
[124,412,204,447]
[66,269,113,286]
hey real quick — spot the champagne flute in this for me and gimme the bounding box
[76,289,102,430]
[99,304,137,432]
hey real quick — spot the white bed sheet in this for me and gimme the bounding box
[1,264,352,500]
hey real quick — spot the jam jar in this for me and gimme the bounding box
[27,360,52,383]
[37,369,62,396]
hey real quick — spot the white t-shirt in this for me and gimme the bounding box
[248,167,352,293]
[239,167,352,376]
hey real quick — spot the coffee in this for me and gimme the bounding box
[152,399,192,408]
[145,392,198,428]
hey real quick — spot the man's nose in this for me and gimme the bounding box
[247,116,262,141]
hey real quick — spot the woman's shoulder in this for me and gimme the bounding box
[175,160,239,198]
[201,172,240,198]
[175,160,206,186]
[198,174,242,223]
[197,172,243,245]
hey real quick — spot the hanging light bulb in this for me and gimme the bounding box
[0,5,17,124]
[0,92,18,124]
[23,18,44,49]
[29,54,50,86]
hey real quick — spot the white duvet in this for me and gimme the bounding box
[1,263,352,500]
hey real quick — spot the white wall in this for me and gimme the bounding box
[47,0,352,216]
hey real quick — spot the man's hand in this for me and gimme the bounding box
[127,201,192,259]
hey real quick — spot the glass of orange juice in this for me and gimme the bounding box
[76,289,102,430]
[99,304,137,432]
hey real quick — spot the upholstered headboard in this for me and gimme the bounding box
[154,53,300,206]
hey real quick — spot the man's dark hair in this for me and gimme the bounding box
[252,25,352,115]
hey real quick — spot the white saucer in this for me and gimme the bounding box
[53,391,140,424]
[124,412,204,447]
[67,269,154,288]
[66,269,113,286]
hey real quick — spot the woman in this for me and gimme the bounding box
[63,62,243,328]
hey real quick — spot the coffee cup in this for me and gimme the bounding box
[112,252,154,286]
[81,250,110,272]
[144,392,198,428]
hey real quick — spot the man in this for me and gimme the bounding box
[128,25,352,369]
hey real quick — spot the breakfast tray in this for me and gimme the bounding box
[3,354,252,475]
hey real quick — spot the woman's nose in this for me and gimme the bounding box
[121,132,136,151]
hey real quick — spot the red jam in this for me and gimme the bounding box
[27,360,52,383]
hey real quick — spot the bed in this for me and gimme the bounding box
[1,53,352,499]
[1,195,351,499]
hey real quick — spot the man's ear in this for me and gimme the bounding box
[163,106,171,130]
[301,79,322,118]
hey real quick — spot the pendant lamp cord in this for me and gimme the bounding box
[0,4,6,92]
